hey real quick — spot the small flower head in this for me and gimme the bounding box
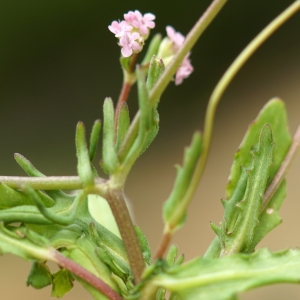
[157,26,193,85]
[125,10,156,36]
[119,32,142,58]
[108,20,132,38]
[109,10,156,58]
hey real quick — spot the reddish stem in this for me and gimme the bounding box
[53,250,122,300]
[114,53,138,131]
[154,231,172,259]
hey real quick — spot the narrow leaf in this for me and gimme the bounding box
[115,102,130,152]
[89,119,101,162]
[102,97,118,174]
[76,122,94,187]
[163,132,202,232]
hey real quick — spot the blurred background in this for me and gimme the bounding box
[0,0,300,299]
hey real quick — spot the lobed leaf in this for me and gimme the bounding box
[149,248,300,300]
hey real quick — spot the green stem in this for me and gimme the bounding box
[180,0,300,220]
[118,0,228,161]
[0,176,106,190]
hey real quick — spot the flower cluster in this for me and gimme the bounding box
[109,10,155,58]
[158,26,194,85]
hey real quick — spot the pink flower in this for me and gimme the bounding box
[175,54,194,85]
[124,10,155,36]
[119,32,141,57]
[166,26,185,50]
[108,20,132,38]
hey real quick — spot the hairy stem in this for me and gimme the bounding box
[104,188,145,284]
[53,250,122,300]
[0,176,105,190]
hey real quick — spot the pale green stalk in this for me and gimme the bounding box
[0,176,105,190]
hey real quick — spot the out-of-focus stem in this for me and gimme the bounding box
[262,125,300,211]
[154,231,171,259]
[0,176,105,190]
[53,250,122,300]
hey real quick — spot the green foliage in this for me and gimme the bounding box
[149,248,300,300]
[211,124,274,256]
[51,269,74,298]
[89,119,102,162]
[115,103,130,152]
[102,97,119,174]
[226,99,291,199]
[163,132,202,232]
[26,261,53,289]
[207,99,292,258]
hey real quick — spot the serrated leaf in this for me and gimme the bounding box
[214,125,274,256]
[76,122,94,187]
[51,269,74,298]
[207,99,292,258]
[102,97,119,174]
[226,99,291,199]
[248,179,286,251]
[149,248,300,300]
[26,261,53,289]
[163,132,202,232]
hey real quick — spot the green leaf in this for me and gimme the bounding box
[135,225,151,265]
[163,132,202,232]
[76,122,94,187]
[115,102,130,152]
[51,269,74,298]
[226,99,291,199]
[207,99,292,257]
[149,248,300,300]
[212,125,274,256]
[0,222,53,261]
[89,119,102,162]
[248,179,286,252]
[26,261,53,289]
[102,97,119,174]
[141,33,162,66]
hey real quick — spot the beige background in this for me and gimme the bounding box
[0,0,300,299]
